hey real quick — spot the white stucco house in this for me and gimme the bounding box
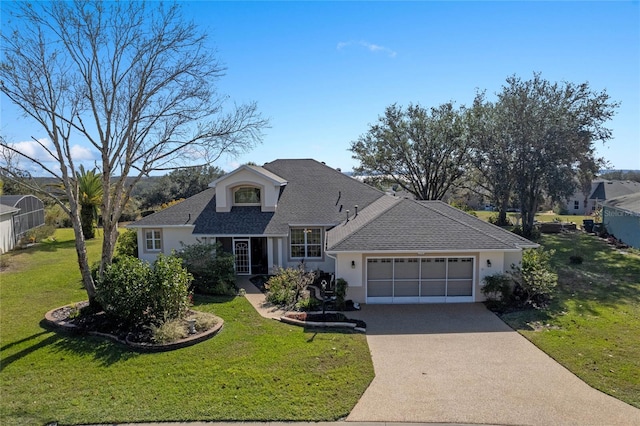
[128,159,538,304]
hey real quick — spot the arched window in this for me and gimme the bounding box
[233,186,261,205]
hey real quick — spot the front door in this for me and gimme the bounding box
[234,239,251,275]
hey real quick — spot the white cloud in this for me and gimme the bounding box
[2,138,97,175]
[70,144,95,161]
[336,40,397,58]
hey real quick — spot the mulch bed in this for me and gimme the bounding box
[44,302,223,352]
[284,312,366,329]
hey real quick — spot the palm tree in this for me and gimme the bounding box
[77,166,103,239]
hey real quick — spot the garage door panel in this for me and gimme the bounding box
[447,279,473,296]
[448,258,474,278]
[367,258,393,279]
[421,258,446,278]
[368,280,393,297]
[394,280,420,297]
[394,258,419,279]
[421,280,446,296]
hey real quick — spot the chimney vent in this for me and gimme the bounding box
[354,205,358,216]
[346,209,350,222]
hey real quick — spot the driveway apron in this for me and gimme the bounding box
[346,304,640,425]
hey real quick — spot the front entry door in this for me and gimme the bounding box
[234,239,251,275]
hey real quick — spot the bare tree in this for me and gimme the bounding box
[1,1,267,305]
[350,103,472,200]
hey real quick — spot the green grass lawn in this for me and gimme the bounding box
[0,229,374,425]
[500,232,640,408]
[473,210,591,226]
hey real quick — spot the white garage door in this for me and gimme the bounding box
[366,257,474,303]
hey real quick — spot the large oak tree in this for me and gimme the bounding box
[350,103,472,200]
[0,1,267,304]
[471,73,618,237]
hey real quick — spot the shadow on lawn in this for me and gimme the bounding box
[49,334,140,366]
[0,333,60,372]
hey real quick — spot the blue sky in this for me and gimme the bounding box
[1,1,639,174]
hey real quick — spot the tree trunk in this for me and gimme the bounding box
[497,197,510,226]
[69,202,98,304]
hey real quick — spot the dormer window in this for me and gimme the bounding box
[234,186,261,205]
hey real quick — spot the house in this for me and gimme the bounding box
[0,195,45,253]
[602,193,640,249]
[0,203,20,254]
[564,180,640,215]
[128,159,538,304]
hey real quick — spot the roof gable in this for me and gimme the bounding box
[129,159,386,235]
[208,164,287,188]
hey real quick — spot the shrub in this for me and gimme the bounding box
[265,266,315,310]
[45,204,72,228]
[149,254,192,321]
[175,242,236,295]
[96,255,192,327]
[96,256,153,326]
[190,311,218,332]
[115,229,138,258]
[295,296,320,312]
[335,278,348,310]
[481,273,512,311]
[19,225,56,246]
[149,318,188,344]
[509,248,558,309]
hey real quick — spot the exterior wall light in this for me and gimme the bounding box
[351,260,356,268]
[486,259,492,268]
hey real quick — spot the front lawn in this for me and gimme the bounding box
[500,232,640,408]
[0,229,374,425]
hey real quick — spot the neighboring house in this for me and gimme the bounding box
[0,195,45,253]
[602,193,640,249]
[564,180,640,215]
[129,159,538,304]
[0,203,20,254]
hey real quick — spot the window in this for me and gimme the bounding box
[145,229,162,251]
[234,187,260,204]
[290,228,322,258]
[574,200,579,210]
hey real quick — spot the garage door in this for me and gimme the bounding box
[366,257,474,303]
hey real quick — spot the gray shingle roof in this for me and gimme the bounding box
[326,199,538,252]
[590,180,640,201]
[604,192,640,215]
[129,159,385,236]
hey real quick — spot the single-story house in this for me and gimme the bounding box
[128,159,538,304]
[0,195,46,253]
[602,193,640,249]
[564,180,640,215]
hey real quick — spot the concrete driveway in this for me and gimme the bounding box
[346,304,640,425]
